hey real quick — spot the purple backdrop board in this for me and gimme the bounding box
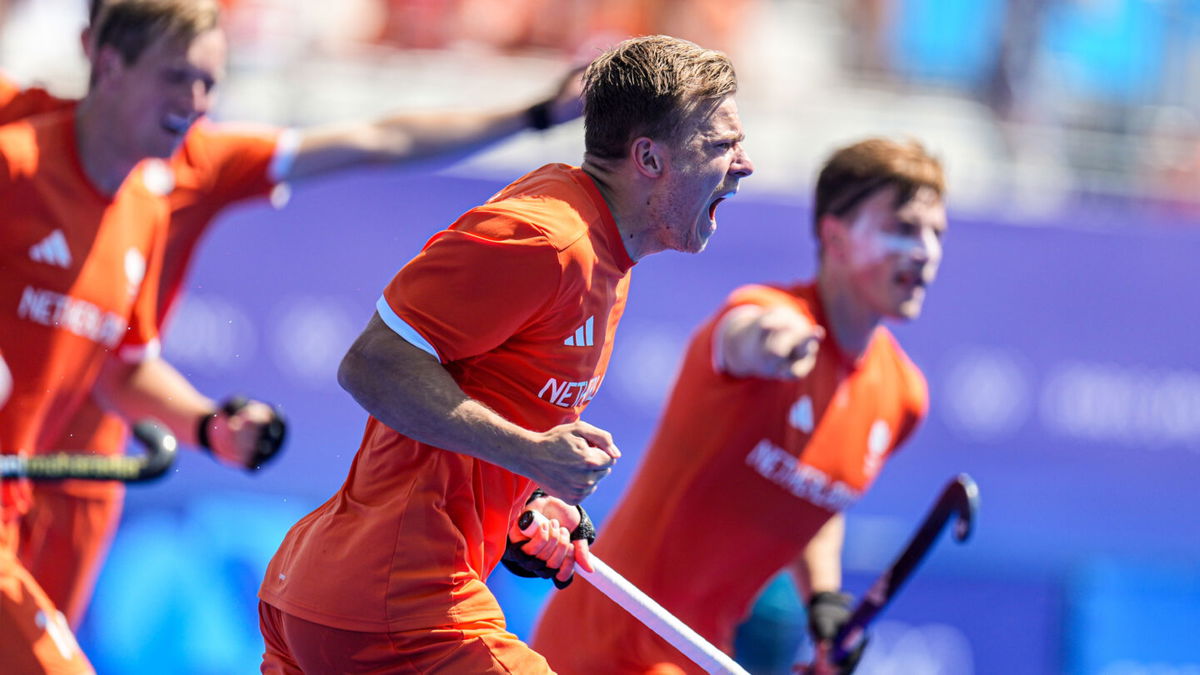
[85,170,1200,673]
[160,169,1200,569]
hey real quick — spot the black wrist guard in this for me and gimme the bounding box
[808,591,854,642]
[196,396,288,471]
[526,100,553,131]
[808,591,866,674]
[500,492,595,589]
[196,411,220,454]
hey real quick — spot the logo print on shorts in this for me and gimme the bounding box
[789,395,814,433]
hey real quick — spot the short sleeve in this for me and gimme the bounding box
[725,284,814,317]
[893,358,930,449]
[0,74,18,107]
[0,78,72,126]
[711,284,814,373]
[378,216,562,363]
[189,122,284,206]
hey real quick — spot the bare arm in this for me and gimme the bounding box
[93,356,213,445]
[92,355,273,468]
[285,69,583,181]
[338,313,618,503]
[791,512,846,600]
[715,304,825,380]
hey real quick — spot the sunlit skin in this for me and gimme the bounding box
[819,184,947,355]
[77,27,226,193]
[645,96,754,255]
[117,28,225,159]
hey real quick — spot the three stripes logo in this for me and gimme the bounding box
[29,230,72,268]
[563,316,595,347]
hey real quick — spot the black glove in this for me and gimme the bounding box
[500,491,595,589]
[808,591,867,674]
[196,396,288,471]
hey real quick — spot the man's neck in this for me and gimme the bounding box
[74,99,139,196]
[582,159,654,262]
[816,267,882,360]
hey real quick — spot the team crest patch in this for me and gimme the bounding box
[141,159,175,196]
[865,419,890,477]
[125,248,146,298]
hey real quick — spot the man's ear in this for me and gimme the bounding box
[630,137,665,178]
[91,45,125,86]
[80,26,94,62]
[818,213,848,261]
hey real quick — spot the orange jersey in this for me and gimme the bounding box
[260,164,635,632]
[43,120,284,491]
[533,283,928,673]
[153,119,284,322]
[0,73,284,458]
[0,76,71,127]
[0,74,284,324]
[0,110,167,519]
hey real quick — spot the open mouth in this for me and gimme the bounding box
[708,196,726,221]
[895,269,926,290]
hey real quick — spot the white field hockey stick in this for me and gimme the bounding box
[521,510,750,675]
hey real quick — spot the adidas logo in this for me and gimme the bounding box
[30,230,72,268]
[563,316,595,347]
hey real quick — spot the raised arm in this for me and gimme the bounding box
[284,68,583,181]
[715,304,825,380]
[338,312,618,504]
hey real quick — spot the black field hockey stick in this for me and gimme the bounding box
[0,420,178,482]
[812,473,978,671]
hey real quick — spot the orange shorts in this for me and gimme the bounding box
[0,519,95,675]
[19,481,124,629]
[259,601,554,674]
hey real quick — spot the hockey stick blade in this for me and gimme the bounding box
[0,420,178,482]
[829,473,979,664]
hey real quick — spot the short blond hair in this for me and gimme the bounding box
[583,35,737,160]
[93,0,220,65]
